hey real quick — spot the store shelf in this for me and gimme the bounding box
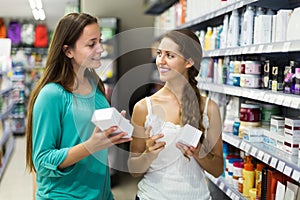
[178,0,259,29]
[223,132,300,183]
[0,132,15,180]
[203,40,300,57]
[0,87,13,96]
[198,81,300,109]
[0,129,12,147]
[144,0,179,15]
[0,102,15,120]
[205,171,247,200]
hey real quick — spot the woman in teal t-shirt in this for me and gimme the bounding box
[25,13,132,199]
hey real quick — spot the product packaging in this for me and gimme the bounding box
[91,107,133,138]
[178,124,202,148]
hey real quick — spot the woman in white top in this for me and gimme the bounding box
[128,29,224,200]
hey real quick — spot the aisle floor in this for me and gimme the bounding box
[0,136,140,200]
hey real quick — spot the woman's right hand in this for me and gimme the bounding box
[144,126,166,159]
[84,126,132,154]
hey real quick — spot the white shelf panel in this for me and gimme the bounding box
[198,81,300,109]
[203,40,300,57]
[205,171,247,200]
[223,132,300,183]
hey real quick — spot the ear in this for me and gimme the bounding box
[185,58,194,69]
[62,45,73,59]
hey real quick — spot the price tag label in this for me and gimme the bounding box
[266,45,273,52]
[282,42,291,52]
[250,147,258,156]
[233,48,241,55]
[219,182,225,190]
[240,141,246,150]
[264,93,271,102]
[291,98,300,109]
[230,192,235,199]
[258,91,266,101]
[292,170,300,182]
[257,45,264,52]
[257,150,265,160]
[263,153,271,164]
[283,166,292,176]
[270,157,278,168]
[283,96,293,107]
[243,47,249,54]
[242,90,249,98]
[275,95,285,105]
[249,46,256,53]
[269,94,276,104]
[244,143,251,153]
[226,189,232,197]
[277,161,285,172]
[231,137,241,148]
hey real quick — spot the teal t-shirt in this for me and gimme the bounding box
[32,82,114,200]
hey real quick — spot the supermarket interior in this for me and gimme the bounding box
[1,0,300,199]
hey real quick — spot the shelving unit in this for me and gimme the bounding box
[223,132,300,183]
[0,88,16,181]
[197,81,300,109]
[205,172,247,200]
[147,0,300,199]
[144,0,179,15]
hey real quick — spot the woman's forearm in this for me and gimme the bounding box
[193,152,224,177]
[128,152,156,177]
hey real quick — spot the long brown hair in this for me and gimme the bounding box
[163,29,204,137]
[26,13,105,172]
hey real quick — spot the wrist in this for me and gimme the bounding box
[82,139,95,155]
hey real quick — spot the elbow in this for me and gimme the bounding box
[212,167,224,178]
[211,160,224,178]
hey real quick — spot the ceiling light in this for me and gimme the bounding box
[28,0,46,21]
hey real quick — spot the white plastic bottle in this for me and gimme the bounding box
[220,14,229,49]
[210,27,218,50]
[198,30,206,51]
[255,6,265,16]
[241,5,255,46]
[227,9,240,47]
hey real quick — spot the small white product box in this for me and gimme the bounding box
[243,127,264,143]
[178,124,202,148]
[91,107,133,138]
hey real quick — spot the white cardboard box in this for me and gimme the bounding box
[91,107,133,138]
[178,124,202,148]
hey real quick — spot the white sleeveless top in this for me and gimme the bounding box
[136,97,212,200]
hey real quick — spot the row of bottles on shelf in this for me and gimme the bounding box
[223,142,300,199]
[197,5,300,51]
[200,56,300,95]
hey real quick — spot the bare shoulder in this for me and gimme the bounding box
[200,96,220,116]
[132,98,148,126]
[206,97,221,121]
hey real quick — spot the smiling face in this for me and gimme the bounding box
[156,37,193,83]
[64,23,104,70]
